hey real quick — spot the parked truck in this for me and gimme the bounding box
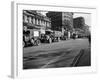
[53,31,62,42]
[40,30,62,43]
[40,30,54,43]
[23,30,40,47]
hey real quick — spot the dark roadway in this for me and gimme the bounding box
[23,38,90,69]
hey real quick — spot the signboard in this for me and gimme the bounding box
[33,31,39,37]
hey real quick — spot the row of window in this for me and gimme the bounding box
[23,15,51,27]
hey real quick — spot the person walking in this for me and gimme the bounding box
[88,34,91,46]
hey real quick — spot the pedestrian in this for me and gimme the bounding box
[88,34,91,46]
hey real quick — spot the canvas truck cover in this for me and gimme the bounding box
[54,31,62,37]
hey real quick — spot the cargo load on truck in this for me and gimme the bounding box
[53,31,62,37]
[40,30,61,43]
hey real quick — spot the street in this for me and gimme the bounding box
[23,38,90,69]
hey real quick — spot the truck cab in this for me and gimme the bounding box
[40,30,55,43]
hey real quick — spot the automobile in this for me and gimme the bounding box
[72,33,78,39]
[40,32,53,43]
[60,35,67,40]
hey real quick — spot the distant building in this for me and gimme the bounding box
[73,17,85,29]
[73,17,91,36]
[46,12,73,32]
[23,10,51,35]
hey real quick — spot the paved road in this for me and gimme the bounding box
[23,38,90,69]
[73,48,91,66]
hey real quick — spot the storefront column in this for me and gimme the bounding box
[40,19,41,25]
[33,17,35,24]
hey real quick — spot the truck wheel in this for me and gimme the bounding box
[36,40,40,46]
[48,38,52,43]
[31,39,34,46]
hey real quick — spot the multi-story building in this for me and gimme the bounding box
[23,10,51,36]
[73,17,85,29]
[73,17,90,36]
[46,12,73,32]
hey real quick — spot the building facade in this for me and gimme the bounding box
[23,10,51,36]
[62,12,73,31]
[73,17,90,36]
[73,17,85,29]
[46,12,73,32]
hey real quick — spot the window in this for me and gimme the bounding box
[29,16,32,23]
[24,15,28,23]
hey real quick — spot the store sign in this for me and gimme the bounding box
[40,29,45,34]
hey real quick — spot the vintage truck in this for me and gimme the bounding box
[23,30,40,47]
[40,30,61,43]
[53,31,62,42]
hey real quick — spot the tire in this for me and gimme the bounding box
[36,40,40,46]
[48,38,52,43]
[31,39,34,46]
[33,40,37,46]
